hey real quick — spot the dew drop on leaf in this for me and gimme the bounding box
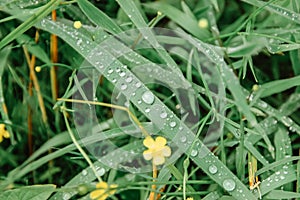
[81,170,87,177]
[96,167,105,176]
[142,91,155,105]
[208,164,218,174]
[180,136,187,142]
[169,121,176,128]
[121,84,127,90]
[190,149,198,157]
[160,112,167,119]
[125,77,133,83]
[223,179,236,192]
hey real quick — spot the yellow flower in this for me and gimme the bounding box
[187,198,194,200]
[35,66,41,72]
[90,182,118,200]
[143,136,171,165]
[0,124,9,143]
[252,84,259,91]
[198,18,208,29]
[73,21,82,29]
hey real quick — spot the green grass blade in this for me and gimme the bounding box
[77,0,122,34]
[253,75,300,99]
[0,45,11,76]
[242,0,300,24]
[0,0,61,50]
[0,185,56,200]
[144,2,210,39]
[265,190,300,199]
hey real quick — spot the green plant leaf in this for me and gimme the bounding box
[0,185,56,200]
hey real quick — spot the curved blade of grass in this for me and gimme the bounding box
[2,124,140,190]
[202,191,220,200]
[0,0,61,50]
[0,184,56,200]
[265,190,300,199]
[176,28,274,157]
[242,0,300,25]
[253,75,300,99]
[16,34,51,64]
[0,45,11,76]
[77,0,122,34]
[144,2,210,40]
[260,166,296,196]
[115,0,184,77]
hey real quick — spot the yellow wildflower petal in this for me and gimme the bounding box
[155,136,167,147]
[90,189,107,200]
[0,136,3,143]
[108,184,118,195]
[187,198,194,200]
[3,131,9,138]
[143,149,153,160]
[153,155,165,166]
[162,146,171,157]
[0,124,5,132]
[143,136,155,148]
[96,181,108,189]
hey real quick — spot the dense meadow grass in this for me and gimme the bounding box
[0,0,300,199]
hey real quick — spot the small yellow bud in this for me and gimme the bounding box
[252,84,259,91]
[35,66,41,72]
[157,11,162,16]
[73,21,82,29]
[198,18,208,29]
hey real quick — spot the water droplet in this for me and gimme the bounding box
[282,116,293,126]
[180,136,187,142]
[96,167,105,176]
[82,170,87,176]
[275,171,280,175]
[112,78,117,83]
[169,121,176,127]
[63,193,71,200]
[119,71,126,77]
[190,149,198,157]
[121,84,127,90]
[108,69,113,74]
[135,82,141,88]
[280,175,285,180]
[258,101,268,108]
[137,100,142,104]
[145,108,150,113]
[125,77,133,83]
[124,101,129,107]
[179,126,183,130]
[208,164,218,174]
[223,179,236,192]
[142,91,155,105]
[160,112,167,119]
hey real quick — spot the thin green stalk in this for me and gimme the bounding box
[61,106,102,182]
